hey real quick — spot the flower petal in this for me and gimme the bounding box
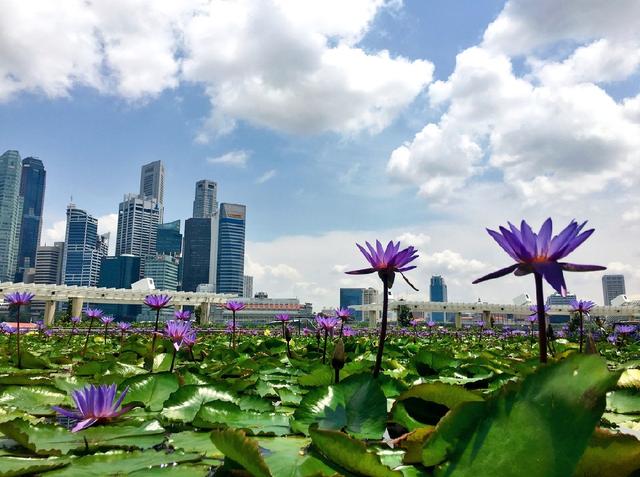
[532,262,567,296]
[560,263,607,272]
[472,264,519,284]
[345,267,376,275]
[71,418,98,432]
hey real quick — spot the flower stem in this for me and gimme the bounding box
[232,311,236,350]
[579,310,584,353]
[104,324,108,344]
[373,276,389,378]
[150,308,161,357]
[169,347,177,373]
[534,272,548,364]
[82,317,94,356]
[322,330,328,364]
[15,307,21,369]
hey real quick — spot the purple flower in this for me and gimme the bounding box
[616,324,636,334]
[409,319,419,327]
[164,320,193,350]
[71,316,82,325]
[35,320,45,331]
[316,316,339,331]
[346,240,419,289]
[427,320,436,328]
[182,330,197,348]
[225,301,246,312]
[117,322,131,332]
[84,308,104,319]
[335,308,352,320]
[44,329,54,337]
[100,316,114,325]
[475,320,485,328]
[174,310,192,321]
[342,326,356,337]
[52,384,132,432]
[529,304,550,317]
[275,314,290,322]
[144,294,172,310]
[473,218,605,296]
[569,299,596,314]
[4,292,35,306]
[607,334,618,344]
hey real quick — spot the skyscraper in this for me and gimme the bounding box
[139,160,165,205]
[115,194,161,274]
[339,288,364,321]
[34,242,65,285]
[145,254,179,291]
[156,220,182,256]
[181,217,218,292]
[99,255,141,320]
[243,275,254,298]
[430,275,448,322]
[0,150,23,282]
[193,180,218,218]
[62,204,105,286]
[602,275,626,306]
[216,203,246,295]
[15,157,46,282]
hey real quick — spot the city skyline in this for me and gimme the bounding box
[2,1,640,308]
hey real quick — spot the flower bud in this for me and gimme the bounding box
[332,339,345,370]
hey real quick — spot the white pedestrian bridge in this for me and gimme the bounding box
[0,282,234,325]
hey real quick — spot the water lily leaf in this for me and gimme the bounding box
[210,428,272,477]
[129,465,212,476]
[193,401,290,436]
[310,426,402,477]
[259,437,340,477]
[0,386,67,415]
[168,431,222,458]
[0,419,165,456]
[414,350,459,377]
[573,428,640,477]
[422,354,619,477]
[121,372,179,411]
[161,385,236,423]
[617,369,640,389]
[607,390,640,414]
[42,450,202,476]
[0,455,69,477]
[291,373,387,439]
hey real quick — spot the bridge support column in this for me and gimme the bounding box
[483,310,492,327]
[455,312,462,329]
[71,297,84,319]
[368,310,377,329]
[199,302,211,325]
[44,301,56,326]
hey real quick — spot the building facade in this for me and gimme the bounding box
[156,219,182,256]
[144,255,179,291]
[545,291,578,323]
[0,150,23,282]
[243,275,254,298]
[62,204,105,286]
[140,161,165,203]
[99,255,141,320]
[340,288,364,321]
[430,275,448,322]
[15,157,46,282]
[182,217,217,292]
[602,275,626,306]
[216,203,246,295]
[34,242,65,285]
[115,194,161,273]
[193,180,218,218]
[211,297,314,325]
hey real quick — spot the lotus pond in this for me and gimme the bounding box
[0,323,639,477]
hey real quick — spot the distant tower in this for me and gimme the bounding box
[15,157,46,282]
[34,242,65,285]
[602,275,626,306]
[115,194,161,275]
[156,220,182,256]
[430,275,448,322]
[62,204,104,286]
[182,216,218,292]
[243,275,254,298]
[0,150,24,282]
[216,203,246,295]
[193,180,218,218]
[139,161,165,220]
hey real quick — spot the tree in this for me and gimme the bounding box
[397,304,412,327]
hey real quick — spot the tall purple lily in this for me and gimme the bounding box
[174,310,191,321]
[569,299,596,353]
[82,308,103,356]
[100,316,114,343]
[117,321,131,348]
[68,316,82,345]
[346,240,418,377]
[473,218,605,363]
[335,308,352,337]
[275,314,290,338]
[163,320,195,372]
[225,301,246,349]
[317,316,339,364]
[144,294,172,361]
[52,384,132,432]
[4,292,34,368]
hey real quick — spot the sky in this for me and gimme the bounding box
[2,0,640,309]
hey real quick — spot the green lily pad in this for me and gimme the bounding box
[161,385,236,423]
[121,372,179,411]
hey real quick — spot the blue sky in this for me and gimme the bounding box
[2,0,640,308]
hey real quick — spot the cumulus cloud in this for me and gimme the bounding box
[1,0,433,136]
[42,213,118,255]
[256,169,277,184]
[207,150,250,168]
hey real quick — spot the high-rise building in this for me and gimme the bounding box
[156,220,182,256]
[216,203,246,295]
[115,194,161,274]
[0,150,23,282]
[99,255,141,320]
[340,288,364,321]
[243,275,254,298]
[34,242,65,284]
[62,204,105,286]
[602,275,626,306]
[15,157,46,282]
[193,180,218,218]
[139,161,165,204]
[430,275,448,322]
[145,255,179,291]
[363,287,380,324]
[545,291,578,323]
[182,217,218,292]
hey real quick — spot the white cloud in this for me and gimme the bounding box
[42,219,67,245]
[207,150,250,168]
[1,0,433,136]
[41,213,118,256]
[256,169,277,184]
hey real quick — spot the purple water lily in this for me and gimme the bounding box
[275,314,290,322]
[225,301,246,349]
[225,301,246,312]
[71,316,82,324]
[569,299,596,352]
[4,292,34,369]
[528,304,550,317]
[100,316,114,343]
[473,219,605,364]
[346,240,419,378]
[164,320,195,372]
[81,308,103,356]
[144,294,172,363]
[616,324,636,334]
[316,316,339,364]
[342,326,356,337]
[117,321,131,332]
[52,384,132,432]
[174,310,192,321]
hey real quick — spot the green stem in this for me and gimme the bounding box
[82,317,94,356]
[579,311,584,353]
[534,273,548,364]
[322,330,328,364]
[373,276,389,378]
[169,347,177,373]
[150,308,161,357]
[15,307,21,369]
